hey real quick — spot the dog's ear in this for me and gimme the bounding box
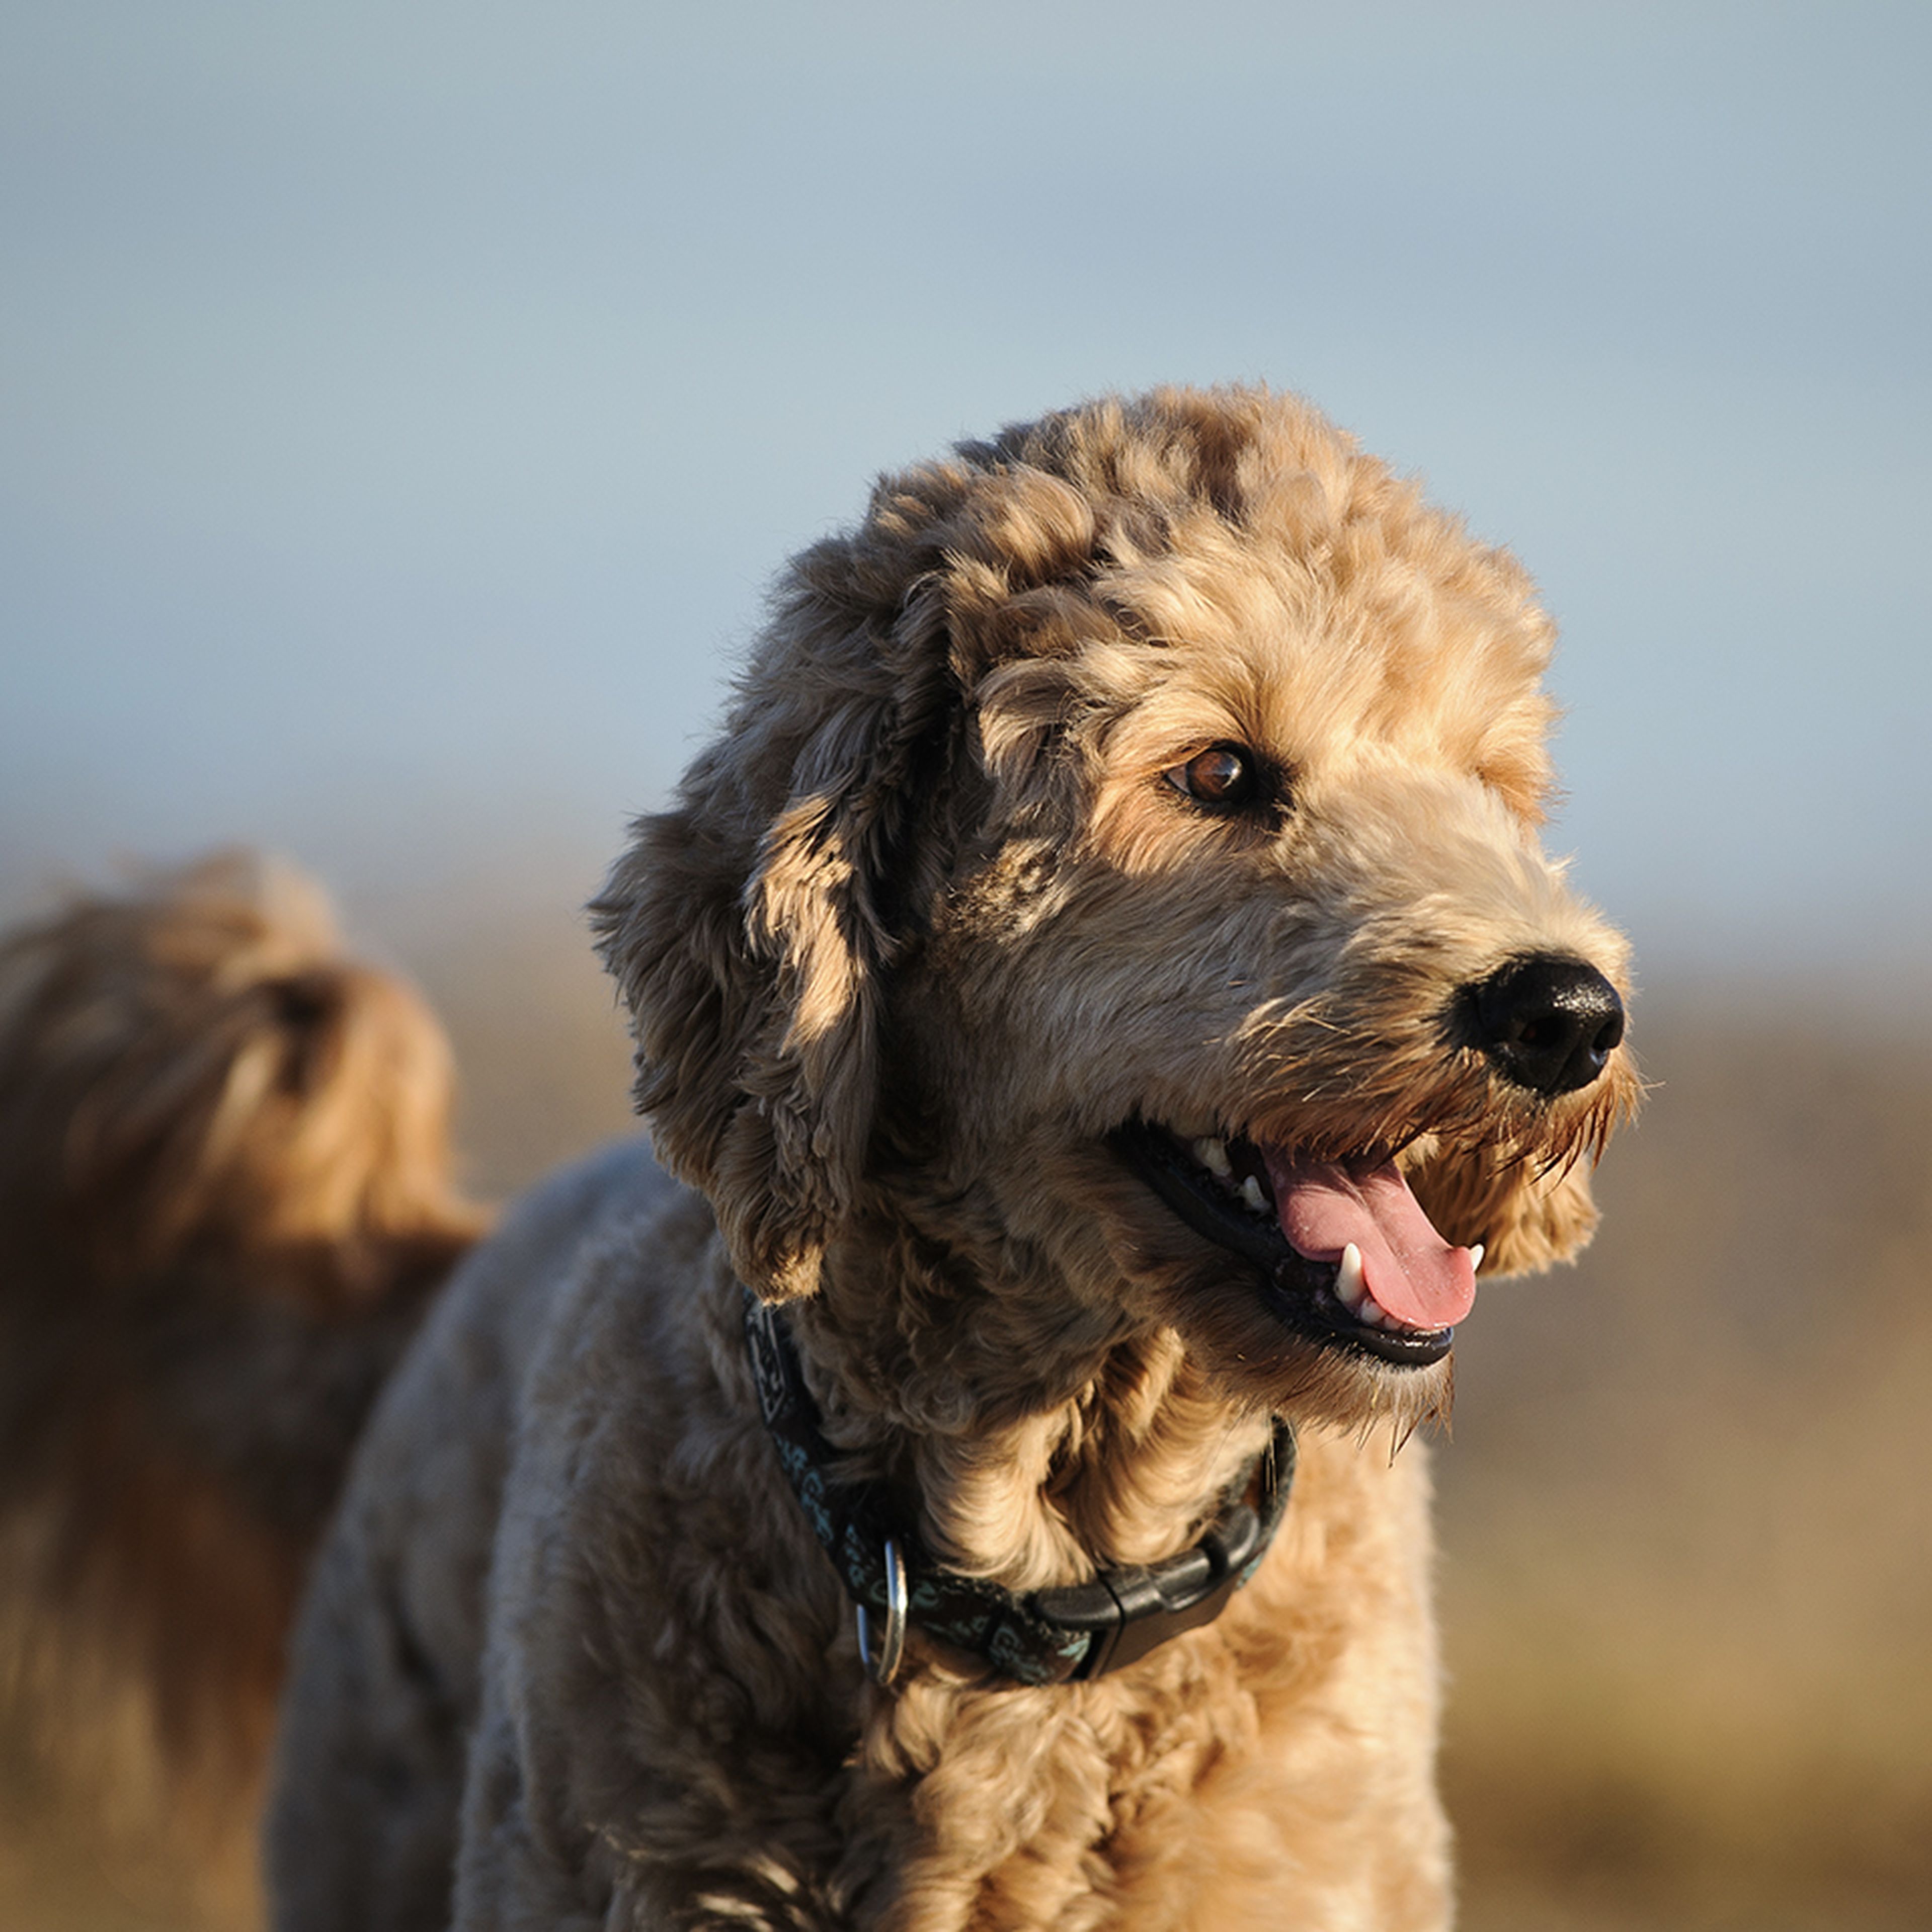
[1410,1143,1602,1279]
[593,567,957,1303]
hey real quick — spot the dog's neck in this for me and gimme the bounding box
[788,1225,1274,1595]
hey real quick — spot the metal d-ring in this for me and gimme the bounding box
[854,1536,908,1686]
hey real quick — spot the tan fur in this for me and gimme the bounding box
[0,852,485,1795]
[2,387,1637,1931]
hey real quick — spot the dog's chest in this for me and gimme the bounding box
[845,1588,1448,1929]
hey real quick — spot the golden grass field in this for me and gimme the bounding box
[5,907,1928,1931]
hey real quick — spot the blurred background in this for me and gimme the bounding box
[2,2,1927,1927]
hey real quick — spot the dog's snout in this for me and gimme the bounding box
[1470,954,1625,1096]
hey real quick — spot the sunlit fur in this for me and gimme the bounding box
[0,853,485,1805]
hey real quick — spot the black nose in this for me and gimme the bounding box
[1470,955,1625,1096]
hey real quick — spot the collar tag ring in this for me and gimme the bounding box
[856,1537,908,1686]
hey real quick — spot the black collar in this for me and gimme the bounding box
[743,1292,1296,1686]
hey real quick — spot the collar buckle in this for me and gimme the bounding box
[1029,1427,1291,1679]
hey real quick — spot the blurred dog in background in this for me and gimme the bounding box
[0,853,484,1826]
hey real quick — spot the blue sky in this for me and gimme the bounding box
[4,1,1928,979]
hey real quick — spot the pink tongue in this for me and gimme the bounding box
[1259,1151,1477,1332]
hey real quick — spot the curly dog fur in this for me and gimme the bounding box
[0,387,1636,1930]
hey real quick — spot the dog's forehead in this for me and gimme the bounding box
[969,528,1560,816]
[1111,492,1546,695]
[1124,581,1531,751]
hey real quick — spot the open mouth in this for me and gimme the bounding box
[1110,1122,1482,1367]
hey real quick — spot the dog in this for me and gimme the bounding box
[1,387,1635,1929]
[0,850,484,1848]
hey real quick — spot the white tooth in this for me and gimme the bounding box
[1468,1242,1485,1273]
[1239,1174,1267,1214]
[1193,1137,1232,1177]
[1335,1242,1367,1314]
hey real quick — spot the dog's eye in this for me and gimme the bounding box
[1164,744,1262,809]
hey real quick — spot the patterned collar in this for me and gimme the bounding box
[743,1292,1296,1687]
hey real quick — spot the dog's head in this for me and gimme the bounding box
[595,387,1637,1429]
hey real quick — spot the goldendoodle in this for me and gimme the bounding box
[0,386,1636,1930]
